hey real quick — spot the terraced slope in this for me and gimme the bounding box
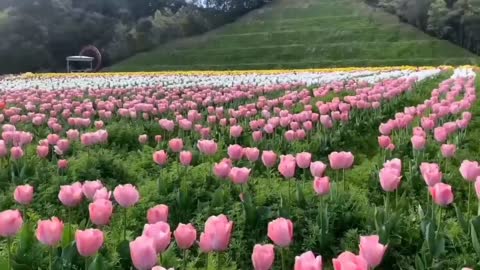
[110,0,479,71]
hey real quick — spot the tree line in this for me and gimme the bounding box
[366,0,480,56]
[0,0,271,74]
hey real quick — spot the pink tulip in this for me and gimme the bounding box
[37,145,49,158]
[153,150,168,166]
[267,217,293,247]
[379,167,401,192]
[179,151,193,166]
[244,147,260,162]
[359,235,387,268]
[475,177,480,199]
[0,210,23,237]
[229,167,251,184]
[147,204,169,224]
[75,229,104,257]
[10,146,24,160]
[155,135,162,143]
[252,244,275,270]
[113,184,140,208]
[151,267,173,270]
[228,144,244,161]
[377,136,391,149]
[333,251,368,270]
[130,236,158,270]
[67,129,80,141]
[93,187,111,201]
[58,182,83,207]
[174,223,197,249]
[309,161,326,177]
[440,144,456,158]
[56,139,70,153]
[213,160,232,179]
[433,127,448,143]
[36,217,64,246]
[88,199,113,226]
[261,151,277,168]
[328,151,354,170]
[411,135,426,150]
[278,156,296,178]
[420,163,442,186]
[252,131,263,142]
[197,140,218,156]
[284,130,295,142]
[230,125,243,138]
[429,182,454,206]
[199,214,233,252]
[14,184,34,205]
[294,251,322,270]
[313,176,331,196]
[143,221,171,253]
[169,138,184,152]
[58,159,68,169]
[459,160,480,182]
[82,180,104,200]
[138,134,148,145]
[296,152,312,169]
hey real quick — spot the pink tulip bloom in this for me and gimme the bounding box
[278,156,296,179]
[213,160,232,179]
[14,184,34,205]
[429,182,454,206]
[433,127,448,143]
[113,184,140,208]
[313,176,331,196]
[411,135,426,150]
[383,158,402,172]
[75,229,104,257]
[328,151,354,170]
[197,140,218,156]
[379,167,402,192]
[169,138,184,152]
[310,161,327,177]
[261,151,277,168]
[153,150,168,166]
[252,131,263,142]
[284,130,295,142]
[244,147,260,162]
[0,210,23,237]
[152,267,173,270]
[47,134,60,145]
[88,199,113,226]
[130,236,157,270]
[143,221,171,253]
[420,163,442,186]
[440,144,456,158]
[10,146,24,160]
[154,135,162,143]
[333,251,368,270]
[359,235,387,268]
[66,129,80,141]
[37,145,49,158]
[230,125,243,138]
[199,214,233,252]
[179,151,193,166]
[36,217,64,246]
[82,180,104,200]
[459,160,480,182]
[296,152,312,169]
[267,217,293,247]
[252,244,275,270]
[174,223,197,249]
[377,136,391,149]
[147,204,169,224]
[56,139,70,153]
[228,144,244,161]
[229,167,251,184]
[57,159,69,169]
[93,187,111,201]
[58,182,83,207]
[294,251,322,270]
[138,134,148,145]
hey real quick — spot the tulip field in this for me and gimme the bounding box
[0,66,480,269]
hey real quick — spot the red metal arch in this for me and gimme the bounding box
[79,45,102,72]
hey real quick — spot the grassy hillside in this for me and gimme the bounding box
[110,0,479,71]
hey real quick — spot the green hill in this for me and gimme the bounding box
[110,0,479,71]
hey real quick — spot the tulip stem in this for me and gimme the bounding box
[467,184,472,218]
[183,249,187,270]
[342,169,346,191]
[49,246,53,270]
[123,207,127,241]
[205,253,209,270]
[280,248,286,270]
[85,257,88,270]
[7,237,11,270]
[216,252,221,270]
